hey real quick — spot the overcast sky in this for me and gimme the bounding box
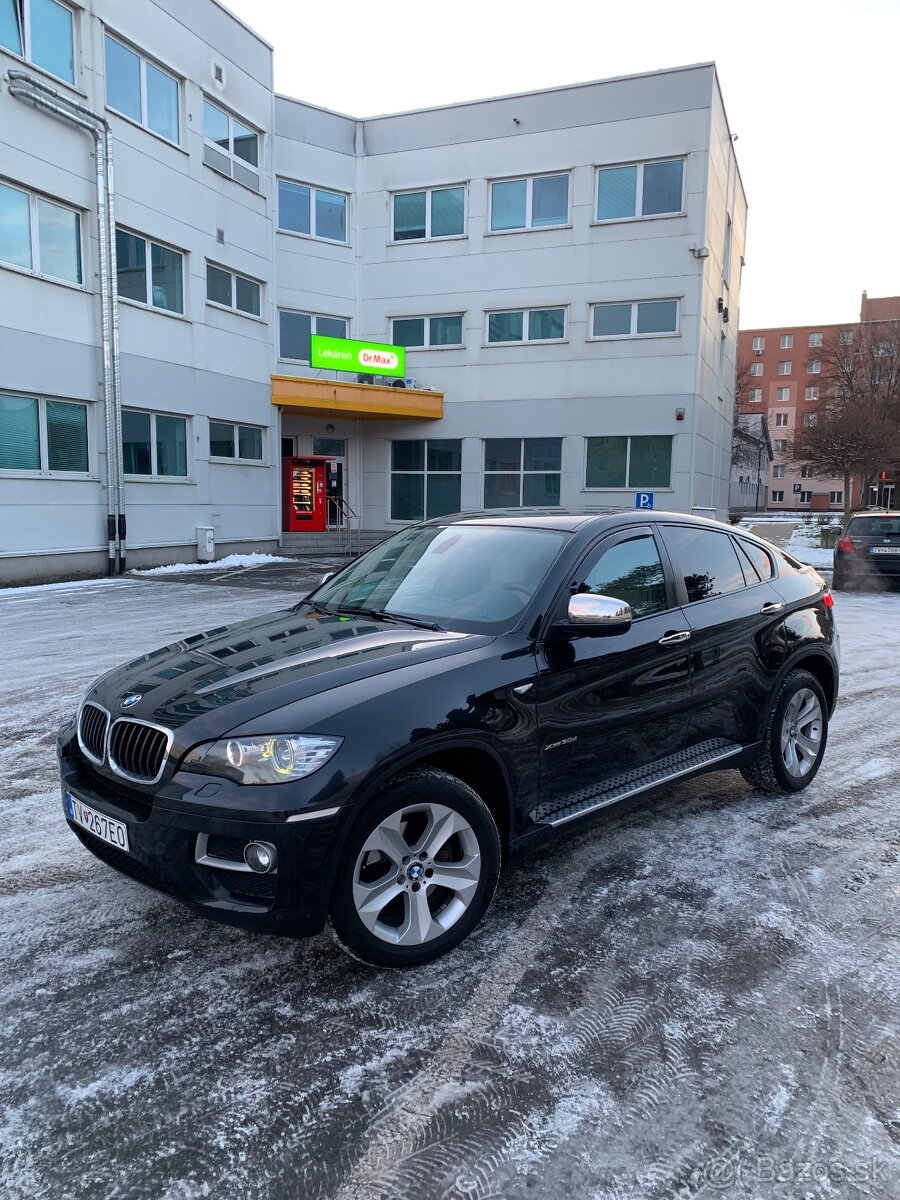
[222,0,899,330]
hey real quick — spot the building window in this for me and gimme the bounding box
[0,180,82,284]
[800,465,813,478]
[202,99,259,191]
[803,412,817,427]
[115,229,183,313]
[749,362,763,377]
[776,386,790,401]
[809,332,823,347]
[1,0,75,85]
[830,490,843,504]
[392,186,465,241]
[277,180,347,243]
[104,34,179,144]
[391,314,464,349]
[0,392,88,473]
[780,334,793,349]
[209,420,264,462]
[590,299,679,338]
[596,158,684,221]
[312,437,345,457]
[799,490,812,504]
[805,386,819,401]
[206,263,261,317]
[752,336,765,352]
[748,388,762,403]
[807,359,821,373]
[773,439,787,453]
[390,439,462,521]
[278,310,347,362]
[484,438,562,507]
[486,307,566,344]
[775,413,789,427]
[838,330,854,345]
[490,173,570,231]
[777,361,792,375]
[122,409,187,477]
[770,490,785,503]
[585,435,673,490]
[772,465,785,479]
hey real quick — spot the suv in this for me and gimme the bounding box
[833,511,900,590]
[59,511,839,967]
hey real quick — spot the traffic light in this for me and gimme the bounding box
[881,470,888,481]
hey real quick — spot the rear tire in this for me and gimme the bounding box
[329,768,501,967]
[740,669,829,794]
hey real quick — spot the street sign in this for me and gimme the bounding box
[793,483,802,494]
[310,334,406,379]
[634,492,654,510]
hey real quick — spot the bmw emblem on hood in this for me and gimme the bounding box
[120,693,142,710]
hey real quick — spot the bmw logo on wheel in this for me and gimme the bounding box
[120,693,142,709]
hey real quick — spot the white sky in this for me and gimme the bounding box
[222,0,899,330]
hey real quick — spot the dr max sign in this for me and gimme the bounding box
[310,335,406,379]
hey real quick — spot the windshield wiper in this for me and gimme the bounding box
[298,598,333,616]
[333,606,443,632]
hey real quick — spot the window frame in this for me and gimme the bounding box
[777,361,792,375]
[103,30,180,146]
[776,386,790,401]
[483,306,568,346]
[388,438,463,524]
[208,418,266,465]
[583,434,674,491]
[276,178,349,244]
[487,171,572,234]
[390,183,467,243]
[775,412,789,427]
[805,386,819,401]
[202,97,261,192]
[807,359,821,374]
[748,388,762,403]
[798,490,812,504]
[562,527,676,622]
[0,391,91,477]
[588,298,681,341]
[276,308,349,364]
[483,437,563,508]
[749,362,763,376]
[772,465,785,479]
[1,0,76,87]
[205,261,263,319]
[780,334,793,349]
[0,179,84,286]
[829,490,843,504]
[809,332,823,347]
[390,313,465,350]
[594,156,686,225]
[752,336,765,351]
[659,522,755,607]
[770,490,785,503]
[115,226,185,315]
[121,407,190,480]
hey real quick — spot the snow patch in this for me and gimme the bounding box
[130,553,294,576]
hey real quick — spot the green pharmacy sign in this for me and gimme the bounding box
[310,335,406,379]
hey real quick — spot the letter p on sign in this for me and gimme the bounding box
[634,492,654,510]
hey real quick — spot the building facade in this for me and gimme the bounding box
[1,0,746,584]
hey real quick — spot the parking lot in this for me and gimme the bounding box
[1,567,897,1199]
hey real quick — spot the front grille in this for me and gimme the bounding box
[78,703,109,764]
[76,755,154,819]
[109,719,170,783]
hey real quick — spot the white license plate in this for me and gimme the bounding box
[66,792,129,853]
[869,546,900,555]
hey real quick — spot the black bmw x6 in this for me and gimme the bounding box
[59,511,839,966]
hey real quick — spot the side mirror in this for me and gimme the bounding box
[320,572,335,585]
[557,593,633,637]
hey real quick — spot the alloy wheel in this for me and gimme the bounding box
[780,687,823,779]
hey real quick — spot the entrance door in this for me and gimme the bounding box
[313,437,347,528]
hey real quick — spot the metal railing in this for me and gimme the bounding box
[327,496,360,558]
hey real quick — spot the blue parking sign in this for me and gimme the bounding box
[634,492,654,510]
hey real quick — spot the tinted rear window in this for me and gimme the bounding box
[662,526,747,603]
[735,538,774,581]
[847,517,900,537]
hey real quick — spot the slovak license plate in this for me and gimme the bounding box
[869,546,900,555]
[66,792,129,853]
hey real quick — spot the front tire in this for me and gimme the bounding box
[740,669,829,794]
[329,768,501,967]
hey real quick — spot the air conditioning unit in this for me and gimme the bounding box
[753,348,763,355]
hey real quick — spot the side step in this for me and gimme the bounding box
[531,737,743,827]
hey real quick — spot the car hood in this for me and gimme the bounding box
[88,607,486,735]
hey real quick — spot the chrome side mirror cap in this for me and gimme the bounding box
[563,593,633,636]
[320,572,335,585]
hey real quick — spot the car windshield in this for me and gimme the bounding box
[847,517,900,536]
[310,523,567,633]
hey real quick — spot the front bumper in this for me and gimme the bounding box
[58,734,348,937]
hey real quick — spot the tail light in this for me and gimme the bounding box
[835,534,854,554]
[822,590,834,609]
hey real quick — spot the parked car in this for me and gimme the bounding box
[59,511,839,967]
[833,512,900,591]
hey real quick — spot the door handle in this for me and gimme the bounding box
[658,630,691,646]
[760,601,784,614]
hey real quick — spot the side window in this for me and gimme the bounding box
[662,526,747,603]
[736,538,773,582]
[578,534,669,618]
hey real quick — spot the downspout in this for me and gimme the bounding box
[104,126,126,571]
[7,70,122,574]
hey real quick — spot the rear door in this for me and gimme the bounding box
[657,524,787,748]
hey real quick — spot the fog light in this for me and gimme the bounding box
[244,841,277,873]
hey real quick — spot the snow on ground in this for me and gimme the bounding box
[130,552,294,575]
[0,579,898,1200]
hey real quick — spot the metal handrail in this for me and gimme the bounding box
[327,496,359,558]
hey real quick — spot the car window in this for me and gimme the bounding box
[847,517,900,537]
[662,526,747,603]
[577,534,669,618]
[735,538,773,582]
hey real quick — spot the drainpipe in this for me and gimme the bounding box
[7,70,123,574]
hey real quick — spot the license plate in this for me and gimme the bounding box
[869,546,900,555]
[66,792,129,853]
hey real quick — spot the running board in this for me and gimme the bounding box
[531,738,743,828]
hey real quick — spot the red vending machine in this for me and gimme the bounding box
[281,457,328,532]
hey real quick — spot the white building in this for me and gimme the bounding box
[0,0,746,584]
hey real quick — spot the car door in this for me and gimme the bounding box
[534,526,693,818]
[657,523,788,748]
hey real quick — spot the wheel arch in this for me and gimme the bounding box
[781,650,838,716]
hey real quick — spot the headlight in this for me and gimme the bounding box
[183,734,342,784]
